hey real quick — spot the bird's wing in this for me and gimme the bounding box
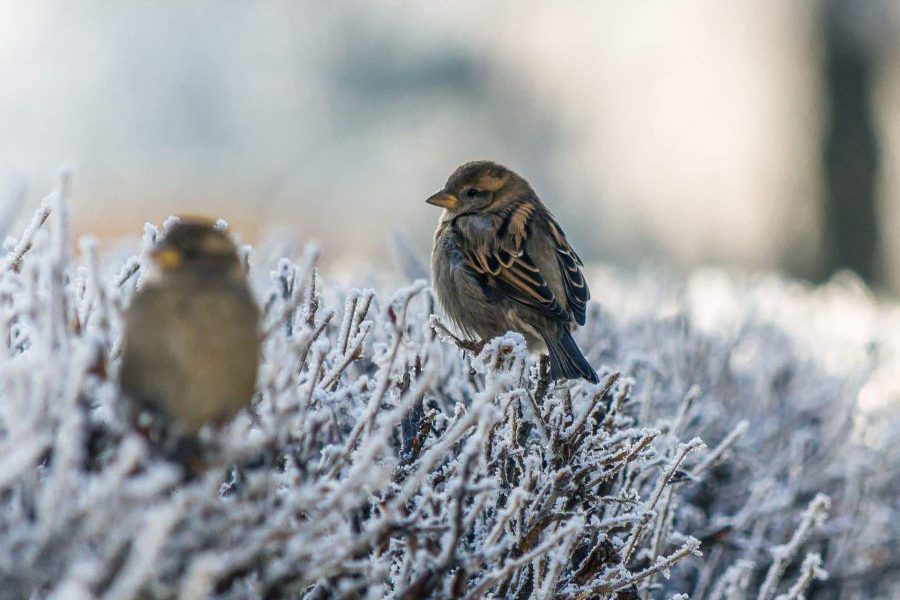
[459,201,570,323]
[120,287,186,414]
[545,216,590,326]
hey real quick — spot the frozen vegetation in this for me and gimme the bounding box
[0,175,898,599]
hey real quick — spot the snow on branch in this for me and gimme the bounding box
[0,176,897,598]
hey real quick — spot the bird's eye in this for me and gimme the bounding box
[466,188,478,198]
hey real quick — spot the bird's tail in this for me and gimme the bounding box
[543,329,599,383]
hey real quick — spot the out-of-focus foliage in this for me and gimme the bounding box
[0,177,897,599]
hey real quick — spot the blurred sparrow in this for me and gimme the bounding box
[428,161,598,383]
[120,218,261,465]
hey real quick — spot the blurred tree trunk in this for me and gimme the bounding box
[820,0,882,284]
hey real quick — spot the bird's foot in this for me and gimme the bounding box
[455,337,486,354]
[430,317,486,354]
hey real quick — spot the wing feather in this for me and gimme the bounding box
[459,200,573,323]
[547,219,590,325]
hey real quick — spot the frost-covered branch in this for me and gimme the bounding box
[757,494,831,600]
[0,176,895,599]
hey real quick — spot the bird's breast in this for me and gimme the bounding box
[433,222,466,267]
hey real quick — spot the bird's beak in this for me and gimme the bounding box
[426,190,458,210]
[151,246,182,270]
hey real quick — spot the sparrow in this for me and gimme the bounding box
[119,217,261,467]
[427,161,599,383]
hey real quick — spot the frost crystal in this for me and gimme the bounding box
[0,179,897,598]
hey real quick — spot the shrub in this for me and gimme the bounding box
[0,175,897,599]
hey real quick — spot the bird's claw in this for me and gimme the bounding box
[455,338,486,354]
[430,318,486,355]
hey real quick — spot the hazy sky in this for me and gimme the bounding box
[2,1,899,287]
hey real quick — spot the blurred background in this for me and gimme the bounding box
[2,1,900,291]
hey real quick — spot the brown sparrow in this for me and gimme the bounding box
[120,218,261,465]
[427,161,598,383]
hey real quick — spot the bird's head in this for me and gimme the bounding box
[426,161,533,216]
[149,217,243,280]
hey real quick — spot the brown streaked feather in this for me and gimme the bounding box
[466,249,569,322]
[546,218,590,325]
[458,198,570,323]
[496,199,535,248]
